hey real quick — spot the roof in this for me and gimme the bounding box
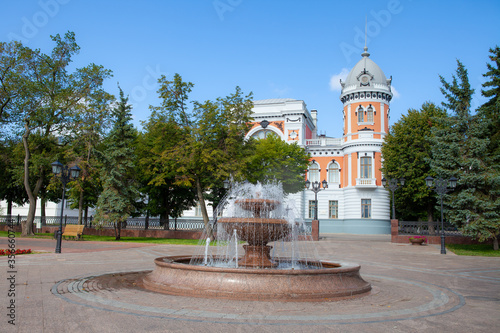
[340,47,392,96]
[253,98,300,104]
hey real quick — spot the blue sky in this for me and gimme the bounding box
[2,0,499,137]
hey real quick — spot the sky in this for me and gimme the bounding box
[2,0,499,137]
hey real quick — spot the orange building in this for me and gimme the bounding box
[247,47,392,234]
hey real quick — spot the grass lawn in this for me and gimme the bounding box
[0,230,201,245]
[446,243,500,257]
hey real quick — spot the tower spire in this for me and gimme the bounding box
[362,16,370,57]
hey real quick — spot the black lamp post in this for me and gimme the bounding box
[425,176,457,254]
[382,177,405,220]
[51,160,81,253]
[305,179,328,220]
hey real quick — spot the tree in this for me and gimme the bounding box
[431,59,499,249]
[94,88,139,240]
[474,46,500,250]
[381,102,447,228]
[153,74,254,239]
[1,32,112,235]
[66,85,114,225]
[241,134,310,194]
[136,113,197,229]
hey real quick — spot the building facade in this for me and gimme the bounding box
[247,47,392,234]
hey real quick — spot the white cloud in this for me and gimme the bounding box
[329,68,350,91]
[391,85,400,99]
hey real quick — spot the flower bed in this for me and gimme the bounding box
[409,236,426,245]
[0,249,32,256]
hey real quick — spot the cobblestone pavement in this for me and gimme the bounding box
[1,234,499,332]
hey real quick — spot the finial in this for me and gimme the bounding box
[361,16,370,57]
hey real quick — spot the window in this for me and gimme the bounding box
[251,129,277,140]
[366,105,374,122]
[361,199,371,218]
[360,156,372,179]
[328,162,340,183]
[329,200,338,219]
[357,105,364,122]
[308,162,320,183]
[308,200,316,219]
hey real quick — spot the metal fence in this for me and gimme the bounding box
[0,215,207,231]
[398,220,462,236]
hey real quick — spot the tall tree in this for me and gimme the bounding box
[241,134,310,194]
[381,102,447,227]
[94,88,139,240]
[154,74,254,238]
[136,113,197,229]
[474,46,500,249]
[1,32,112,235]
[431,59,499,249]
[66,86,114,225]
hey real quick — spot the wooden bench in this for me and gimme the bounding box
[62,225,85,240]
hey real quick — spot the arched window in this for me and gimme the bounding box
[366,104,374,122]
[327,161,340,183]
[251,129,278,140]
[308,162,320,183]
[357,105,364,122]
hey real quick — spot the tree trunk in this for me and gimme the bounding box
[161,212,170,230]
[41,194,46,226]
[22,121,43,236]
[494,236,499,251]
[78,190,84,225]
[84,206,89,227]
[7,200,12,215]
[196,176,214,240]
[115,218,122,240]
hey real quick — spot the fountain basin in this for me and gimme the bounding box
[143,256,372,301]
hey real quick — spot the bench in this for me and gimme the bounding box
[62,225,85,240]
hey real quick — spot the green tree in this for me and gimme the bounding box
[136,113,197,228]
[66,85,114,225]
[1,32,112,235]
[381,102,447,228]
[154,74,254,239]
[241,134,310,194]
[432,59,499,249]
[94,88,139,240]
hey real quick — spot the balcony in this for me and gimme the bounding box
[356,178,377,188]
[305,138,342,146]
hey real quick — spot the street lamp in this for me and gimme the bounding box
[305,179,328,220]
[382,177,405,220]
[51,160,80,253]
[425,176,457,254]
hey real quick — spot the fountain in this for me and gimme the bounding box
[143,182,371,301]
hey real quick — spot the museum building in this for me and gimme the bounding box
[247,47,393,234]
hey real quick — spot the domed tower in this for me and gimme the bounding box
[340,46,393,141]
[338,46,392,227]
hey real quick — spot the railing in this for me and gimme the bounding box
[398,220,462,236]
[355,178,377,187]
[305,138,342,146]
[0,215,206,231]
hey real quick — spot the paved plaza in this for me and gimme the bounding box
[1,234,499,332]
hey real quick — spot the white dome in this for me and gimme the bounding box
[340,47,392,100]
